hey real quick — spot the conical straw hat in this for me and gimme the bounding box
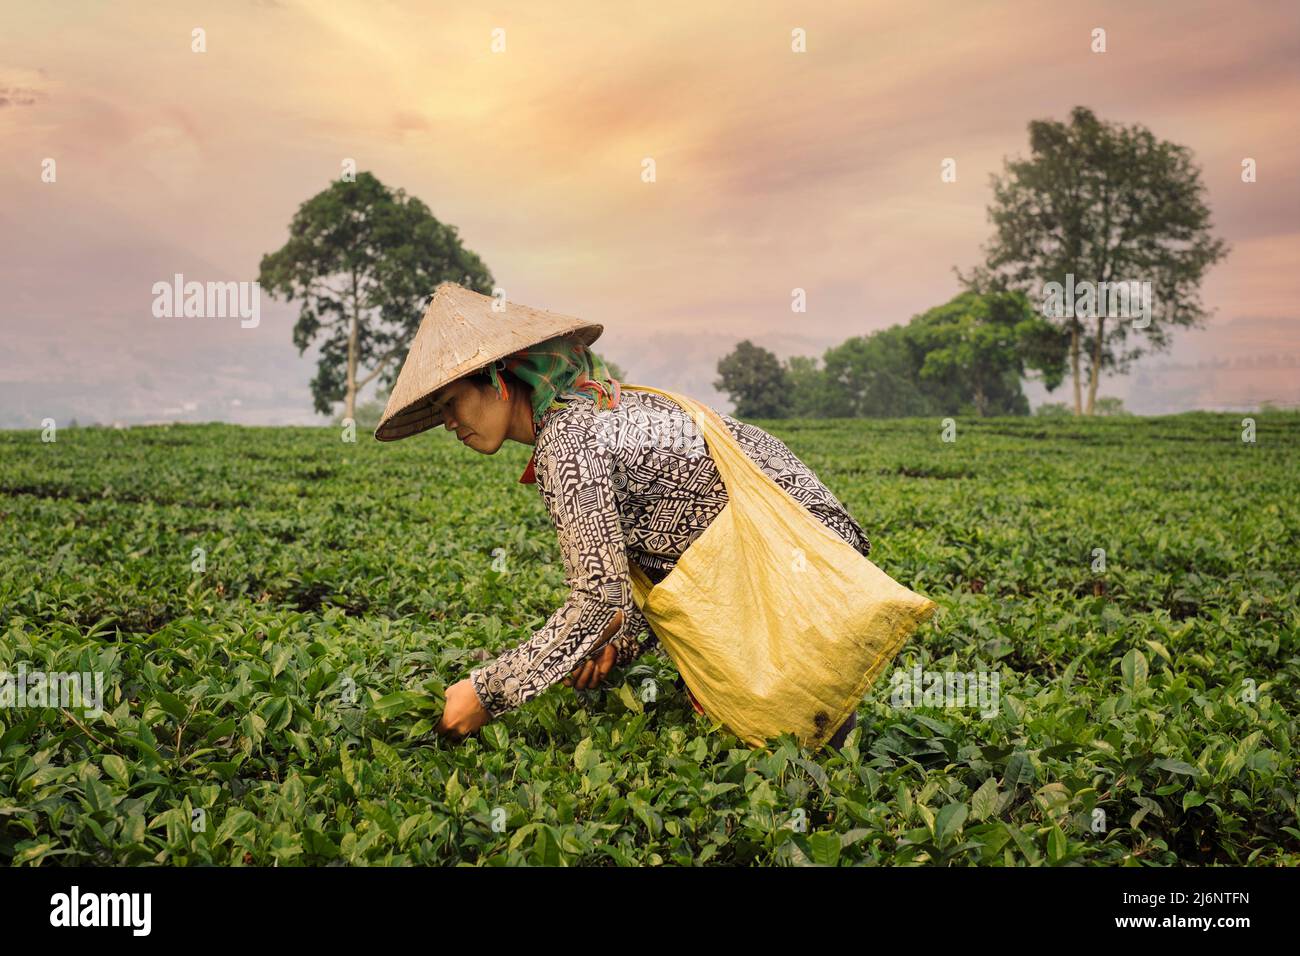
[374,282,603,441]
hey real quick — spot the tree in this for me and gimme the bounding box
[332,385,391,432]
[906,290,1066,416]
[798,291,1055,418]
[821,328,931,417]
[960,106,1228,415]
[784,355,848,417]
[715,340,792,418]
[259,172,494,421]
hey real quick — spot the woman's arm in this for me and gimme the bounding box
[468,407,639,718]
[723,414,872,558]
[814,506,872,558]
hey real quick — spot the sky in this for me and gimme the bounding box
[1,0,1297,426]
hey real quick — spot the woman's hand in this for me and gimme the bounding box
[436,678,493,740]
[563,644,618,690]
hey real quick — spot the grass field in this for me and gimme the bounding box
[1,412,1296,865]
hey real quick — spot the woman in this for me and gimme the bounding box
[374,283,872,750]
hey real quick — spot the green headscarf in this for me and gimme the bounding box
[485,333,622,433]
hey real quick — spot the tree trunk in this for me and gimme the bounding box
[1085,316,1105,415]
[1069,321,1082,416]
[345,271,359,421]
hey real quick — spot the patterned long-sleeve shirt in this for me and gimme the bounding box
[468,388,872,719]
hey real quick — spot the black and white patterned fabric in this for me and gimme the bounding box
[468,389,872,718]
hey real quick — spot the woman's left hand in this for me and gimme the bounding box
[563,644,618,690]
[436,679,493,740]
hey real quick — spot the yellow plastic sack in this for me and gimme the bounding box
[619,384,938,751]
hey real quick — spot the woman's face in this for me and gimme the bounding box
[430,378,515,454]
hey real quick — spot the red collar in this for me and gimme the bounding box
[519,452,538,484]
[519,413,549,483]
